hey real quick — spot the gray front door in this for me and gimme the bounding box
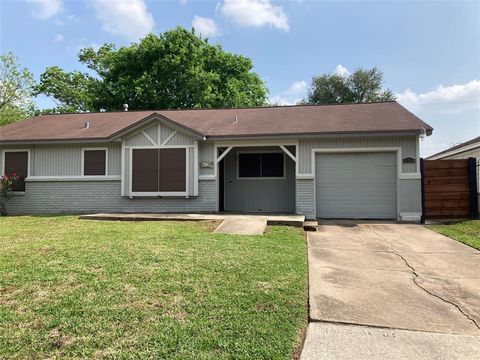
[315,152,397,219]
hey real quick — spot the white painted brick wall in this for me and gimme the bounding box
[296,179,315,219]
[7,180,216,214]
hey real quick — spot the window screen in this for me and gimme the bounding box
[238,153,284,178]
[4,151,28,192]
[83,150,106,175]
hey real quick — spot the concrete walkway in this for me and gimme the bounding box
[301,221,480,359]
[80,212,304,227]
[213,218,267,235]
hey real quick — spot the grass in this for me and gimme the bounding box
[428,220,480,250]
[0,216,307,359]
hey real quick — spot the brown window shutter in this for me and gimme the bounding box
[4,151,28,192]
[159,148,186,192]
[132,149,159,192]
[83,150,106,175]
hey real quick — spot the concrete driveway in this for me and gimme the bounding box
[301,221,480,360]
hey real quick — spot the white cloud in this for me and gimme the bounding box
[288,80,307,94]
[218,0,289,31]
[334,64,350,77]
[53,33,64,42]
[270,79,308,105]
[30,0,63,20]
[396,80,480,106]
[90,0,155,41]
[192,16,220,38]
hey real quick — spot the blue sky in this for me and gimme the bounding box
[1,0,479,156]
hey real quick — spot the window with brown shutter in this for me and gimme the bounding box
[4,151,29,192]
[131,148,186,193]
[159,148,186,192]
[83,149,106,176]
[132,149,159,192]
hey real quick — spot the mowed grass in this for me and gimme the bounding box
[0,216,307,359]
[428,220,480,250]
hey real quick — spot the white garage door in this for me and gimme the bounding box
[315,152,397,219]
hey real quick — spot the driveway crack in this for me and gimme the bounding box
[368,226,480,330]
[393,252,479,330]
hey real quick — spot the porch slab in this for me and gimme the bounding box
[79,213,305,227]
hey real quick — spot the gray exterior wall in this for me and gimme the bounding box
[0,143,121,176]
[2,132,422,220]
[8,180,216,214]
[222,147,295,213]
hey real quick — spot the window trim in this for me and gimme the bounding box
[81,147,108,176]
[1,149,31,194]
[128,145,189,197]
[236,150,286,180]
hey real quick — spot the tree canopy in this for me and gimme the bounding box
[0,52,36,126]
[304,67,396,105]
[35,27,268,112]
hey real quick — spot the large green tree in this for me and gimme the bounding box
[36,28,268,112]
[0,52,36,126]
[304,67,396,104]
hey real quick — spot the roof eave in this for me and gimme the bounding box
[207,129,430,141]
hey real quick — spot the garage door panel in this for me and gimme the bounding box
[315,152,397,219]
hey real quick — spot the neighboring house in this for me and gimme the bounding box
[426,136,480,160]
[0,101,432,221]
[427,136,480,198]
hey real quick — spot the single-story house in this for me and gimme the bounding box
[426,136,480,160]
[0,101,432,220]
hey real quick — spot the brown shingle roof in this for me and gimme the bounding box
[0,102,433,143]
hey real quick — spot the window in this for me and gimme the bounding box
[132,148,186,193]
[238,152,284,179]
[83,149,107,175]
[3,151,29,192]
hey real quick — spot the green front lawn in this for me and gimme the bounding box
[0,216,307,359]
[428,220,480,250]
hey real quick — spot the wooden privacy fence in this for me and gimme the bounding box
[421,158,479,221]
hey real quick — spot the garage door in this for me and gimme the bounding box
[315,152,397,219]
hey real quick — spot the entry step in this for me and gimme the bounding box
[304,221,318,232]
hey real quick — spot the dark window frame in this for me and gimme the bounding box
[82,148,107,176]
[3,150,30,192]
[237,151,285,179]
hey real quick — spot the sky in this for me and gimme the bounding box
[1,0,479,156]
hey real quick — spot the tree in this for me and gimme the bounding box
[36,27,268,112]
[304,67,396,105]
[0,52,36,126]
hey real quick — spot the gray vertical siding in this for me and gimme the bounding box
[223,147,295,213]
[1,143,120,177]
[108,143,122,175]
[198,141,215,176]
[298,136,418,174]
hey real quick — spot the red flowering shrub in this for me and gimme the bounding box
[0,173,20,216]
